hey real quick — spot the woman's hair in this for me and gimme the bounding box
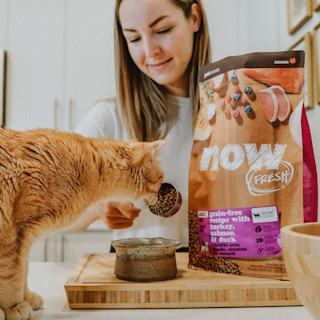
[114,0,211,141]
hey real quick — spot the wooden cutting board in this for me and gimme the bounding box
[64,253,301,309]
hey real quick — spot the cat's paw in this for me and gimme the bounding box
[24,292,43,310]
[0,308,5,320]
[4,301,33,320]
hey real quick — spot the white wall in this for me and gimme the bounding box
[0,1,8,48]
[203,0,280,60]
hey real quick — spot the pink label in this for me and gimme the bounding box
[198,206,282,258]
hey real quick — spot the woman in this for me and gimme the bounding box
[69,0,211,249]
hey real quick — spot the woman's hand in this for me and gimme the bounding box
[67,200,141,232]
[99,201,141,229]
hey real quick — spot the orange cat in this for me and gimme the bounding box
[0,128,167,320]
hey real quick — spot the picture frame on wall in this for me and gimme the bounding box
[0,49,5,126]
[287,0,312,34]
[314,23,320,104]
[313,0,320,11]
[289,32,314,109]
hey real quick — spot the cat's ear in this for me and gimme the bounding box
[130,139,170,165]
[144,139,170,158]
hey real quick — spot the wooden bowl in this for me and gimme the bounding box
[111,237,180,282]
[281,222,320,320]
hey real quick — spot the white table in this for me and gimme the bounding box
[29,262,313,320]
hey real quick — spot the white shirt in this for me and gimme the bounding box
[75,93,193,247]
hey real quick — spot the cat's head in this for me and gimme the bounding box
[108,139,169,208]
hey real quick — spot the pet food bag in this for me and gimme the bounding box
[188,51,318,279]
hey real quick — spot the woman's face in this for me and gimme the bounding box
[119,0,200,97]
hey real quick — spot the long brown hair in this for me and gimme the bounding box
[114,0,211,141]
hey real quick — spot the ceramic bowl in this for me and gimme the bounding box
[281,222,320,320]
[111,237,181,282]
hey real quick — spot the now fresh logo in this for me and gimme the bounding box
[246,161,294,196]
[199,143,294,196]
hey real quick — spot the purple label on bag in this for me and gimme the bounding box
[198,206,282,258]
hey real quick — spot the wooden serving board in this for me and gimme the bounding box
[64,253,301,309]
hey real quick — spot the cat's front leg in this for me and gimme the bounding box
[0,245,33,319]
[3,302,33,320]
[23,293,43,313]
[1,275,34,320]
[23,260,43,311]
[0,308,5,320]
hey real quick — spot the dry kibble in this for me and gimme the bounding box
[149,183,180,218]
[188,211,242,275]
[233,86,240,93]
[241,97,248,105]
[233,109,240,119]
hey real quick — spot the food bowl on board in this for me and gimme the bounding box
[281,222,320,320]
[111,237,180,282]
